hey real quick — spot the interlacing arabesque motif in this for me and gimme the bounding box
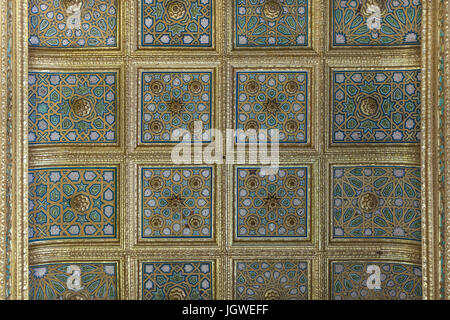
[331,262,422,300]
[29,263,117,300]
[332,0,421,46]
[235,0,308,47]
[141,167,213,239]
[141,0,213,47]
[141,72,212,143]
[28,0,118,48]
[236,167,308,239]
[22,0,426,302]
[332,70,421,144]
[142,261,213,300]
[236,71,308,144]
[235,261,308,300]
[332,166,421,241]
[28,72,117,145]
[28,167,117,242]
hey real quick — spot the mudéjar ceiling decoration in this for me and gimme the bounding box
[0,0,449,301]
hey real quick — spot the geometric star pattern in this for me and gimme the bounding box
[332,0,421,47]
[236,166,308,239]
[140,71,212,144]
[332,166,421,241]
[29,263,118,300]
[235,71,308,144]
[141,0,213,47]
[331,262,422,300]
[141,167,213,239]
[28,71,117,145]
[234,0,309,48]
[28,0,118,48]
[332,69,421,144]
[28,167,117,242]
[235,260,309,300]
[142,261,213,300]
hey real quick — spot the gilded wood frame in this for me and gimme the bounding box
[0,0,446,299]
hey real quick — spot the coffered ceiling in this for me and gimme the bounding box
[25,0,423,300]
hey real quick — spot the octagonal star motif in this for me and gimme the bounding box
[141,167,213,239]
[332,165,421,241]
[235,71,308,144]
[142,261,213,300]
[332,69,421,144]
[331,261,422,300]
[235,0,309,48]
[235,260,309,300]
[141,0,213,47]
[28,167,117,242]
[235,166,308,239]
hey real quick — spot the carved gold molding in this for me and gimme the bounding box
[421,0,450,300]
[0,0,28,300]
[0,0,446,300]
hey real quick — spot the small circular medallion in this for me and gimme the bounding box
[246,215,260,229]
[244,120,259,131]
[265,195,280,211]
[150,80,164,94]
[167,1,187,20]
[189,81,203,94]
[264,289,280,300]
[246,80,260,94]
[168,287,186,300]
[360,0,387,18]
[285,176,298,190]
[246,176,260,190]
[189,176,203,190]
[72,98,92,117]
[149,120,164,134]
[285,81,299,94]
[168,99,184,115]
[189,215,203,229]
[70,194,90,213]
[189,120,202,131]
[263,0,282,19]
[62,0,83,9]
[264,98,280,115]
[167,195,184,212]
[359,193,379,212]
[285,215,298,228]
[150,177,164,190]
[285,120,298,134]
[359,97,379,116]
[63,291,90,300]
[150,216,164,229]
